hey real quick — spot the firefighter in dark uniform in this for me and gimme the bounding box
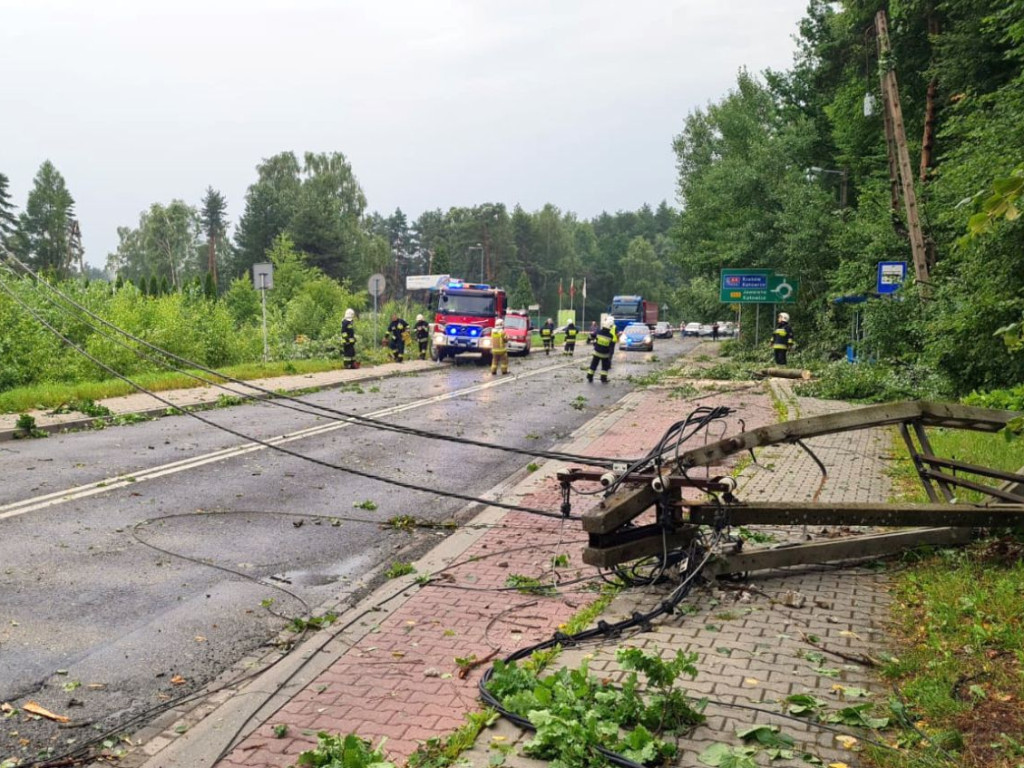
[541,317,555,355]
[387,314,409,363]
[413,314,430,360]
[587,317,616,383]
[771,312,795,365]
[340,308,357,369]
[563,320,579,356]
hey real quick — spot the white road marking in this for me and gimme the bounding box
[0,361,576,520]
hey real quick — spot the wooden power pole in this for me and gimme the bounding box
[876,10,931,292]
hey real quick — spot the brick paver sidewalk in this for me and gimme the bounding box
[138,376,900,768]
[455,382,899,768]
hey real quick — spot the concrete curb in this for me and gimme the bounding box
[0,360,435,443]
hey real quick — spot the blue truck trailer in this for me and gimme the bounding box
[607,295,658,333]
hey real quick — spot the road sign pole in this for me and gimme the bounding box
[260,276,268,364]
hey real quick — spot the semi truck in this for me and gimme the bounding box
[607,295,658,333]
[430,279,507,364]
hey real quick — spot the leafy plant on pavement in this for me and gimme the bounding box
[384,562,415,579]
[504,573,555,596]
[405,709,498,768]
[382,514,417,531]
[14,413,47,438]
[288,612,338,633]
[485,646,705,768]
[296,731,396,768]
[51,398,113,417]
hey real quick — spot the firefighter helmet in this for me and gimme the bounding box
[494,318,503,328]
[416,314,424,322]
[778,312,790,322]
[344,308,355,320]
[602,316,615,329]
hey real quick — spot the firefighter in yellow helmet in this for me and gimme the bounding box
[340,308,357,369]
[490,318,509,375]
[771,312,795,365]
[587,316,616,383]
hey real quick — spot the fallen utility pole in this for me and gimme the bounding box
[562,401,1024,573]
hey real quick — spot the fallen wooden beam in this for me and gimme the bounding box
[758,368,812,380]
[583,527,697,568]
[686,501,1024,528]
[703,527,973,576]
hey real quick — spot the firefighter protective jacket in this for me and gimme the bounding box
[592,328,614,358]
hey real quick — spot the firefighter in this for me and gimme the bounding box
[490,318,509,375]
[340,308,358,369]
[587,316,616,383]
[541,317,555,355]
[413,314,430,360]
[563,320,578,355]
[387,314,409,363]
[771,312,795,365]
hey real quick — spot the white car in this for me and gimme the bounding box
[683,322,702,337]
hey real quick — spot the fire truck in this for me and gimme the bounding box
[431,279,507,364]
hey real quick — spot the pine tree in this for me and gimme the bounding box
[0,172,18,246]
[200,186,228,288]
[17,161,76,276]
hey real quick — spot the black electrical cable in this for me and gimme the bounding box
[476,526,724,767]
[565,405,737,500]
[0,256,630,470]
[0,276,579,521]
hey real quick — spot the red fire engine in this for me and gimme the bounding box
[431,280,507,364]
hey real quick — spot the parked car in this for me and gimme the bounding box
[653,321,674,339]
[619,322,654,351]
[683,322,703,337]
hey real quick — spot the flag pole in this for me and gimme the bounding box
[581,278,587,329]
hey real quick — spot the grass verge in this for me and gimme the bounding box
[865,427,1024,768]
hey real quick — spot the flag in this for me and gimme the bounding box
[582,278,587,299]
[569,278,575,297]
[558,279,563,296]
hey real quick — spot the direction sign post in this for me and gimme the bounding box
[252,263,274,363]
[368,273,386,348]
[720,270,798,304]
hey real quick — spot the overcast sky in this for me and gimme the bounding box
[2,0,810,268]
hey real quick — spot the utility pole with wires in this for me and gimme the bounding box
[875,9,931,294]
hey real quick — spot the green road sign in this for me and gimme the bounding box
[720,270,798,304]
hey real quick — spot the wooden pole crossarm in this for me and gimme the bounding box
[919,470,1024,504]
[917,454,1024,486]
[677,401,1017,469]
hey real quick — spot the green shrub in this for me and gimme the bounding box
[796,360,953,403]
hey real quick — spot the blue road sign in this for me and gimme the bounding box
[877,261,907,295]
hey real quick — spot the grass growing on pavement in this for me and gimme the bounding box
[867,427,1024,768]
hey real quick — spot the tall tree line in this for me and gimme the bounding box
[670,0,1024,394]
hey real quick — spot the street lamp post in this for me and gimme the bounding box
[469,243,483,282]
[807,166,848,209]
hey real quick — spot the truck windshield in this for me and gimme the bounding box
[610,300,640,315]
[438,292,495,317]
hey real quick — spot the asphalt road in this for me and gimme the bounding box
[0,338,696,762]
